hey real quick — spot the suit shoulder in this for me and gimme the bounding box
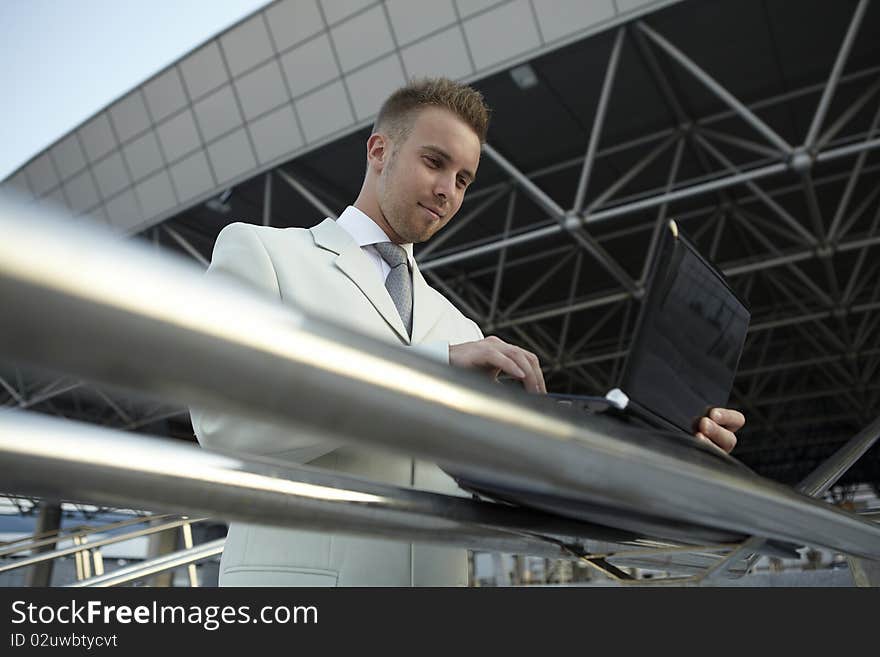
[216,221,310,242]
[214,221,313,254]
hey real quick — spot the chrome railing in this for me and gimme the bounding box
[1,194,879,586]
[69,538,225,588]
[0,514,159,558]
[0,514,207,585]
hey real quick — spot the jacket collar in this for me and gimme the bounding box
[309,218,445,345]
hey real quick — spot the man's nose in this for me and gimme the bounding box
[434,174,454,201]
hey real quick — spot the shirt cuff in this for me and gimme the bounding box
[410,341,450,365]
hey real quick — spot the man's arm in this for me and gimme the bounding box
[448,335,743,453]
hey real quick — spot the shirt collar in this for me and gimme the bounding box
[335,206,414,263]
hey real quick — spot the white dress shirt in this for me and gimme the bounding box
[335,205,414,284]
[334,204,456,364]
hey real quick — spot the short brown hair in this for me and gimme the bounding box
[374,77,491,144]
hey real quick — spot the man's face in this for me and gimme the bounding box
[375,107,481,244]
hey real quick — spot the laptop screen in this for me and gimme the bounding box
[620,222,750,434]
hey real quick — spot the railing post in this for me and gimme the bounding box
[72,536,84,581]
[181,520,199,587]
[24,501,61,586]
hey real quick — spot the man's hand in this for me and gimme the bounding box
[695,408,745,454]
[449,336,546,394]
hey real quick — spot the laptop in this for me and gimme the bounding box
[442,221,754,538]
[549,219,751,438]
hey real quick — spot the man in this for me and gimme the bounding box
[191,78,744,586]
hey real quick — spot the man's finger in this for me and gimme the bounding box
[516,348,546,394]
[522,350,546,394]
[484,350,526,381]
[695,431,727,455]
[709,407,745,431]
[698,417,737,453]
[525,350,547,394]
[504,347,541,393]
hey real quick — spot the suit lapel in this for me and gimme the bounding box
[411,262,444,344]
[310,218,409,343]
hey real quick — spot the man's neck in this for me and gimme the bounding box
[352,199,405,244]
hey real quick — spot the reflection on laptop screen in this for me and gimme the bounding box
[621,223,750,434]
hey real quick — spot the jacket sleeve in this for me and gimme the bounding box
[189,222,343,464]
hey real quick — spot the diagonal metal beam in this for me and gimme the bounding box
[276,168,338,220]
[481,143,567,220]
[749,298,880,333]
[573,28,625,214]
[0,376,24,405]
[495,290,630,331]
[799,170,828,240]
[560,303,621,365]
[816,134,880,164]
[122,408,187,431]
[836,176,880,242]
[708,210,726,261]
[731,210,833,307]
[482,143,639,294]
[14,382,83,410]
[695,126,785,161]
[636,21,792,155]
[555,252,584,365]
[640,138,685,284]
[609,299,635,387]
[458,244,573,281]
[765,274,840,347]
[567,229,639,295]
[693,133,817,245]
[734,207,805,249]
[488,191,517,322]
[584,134,678,213]
[815,76,880,152]
[631,21,689,124]
[827,100,880,242]
[854,275,880,349]
[492,250,577,323]
[804,0,871,150]
[163,227,209,268]
[91,389,133,426]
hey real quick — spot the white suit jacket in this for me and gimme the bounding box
[190,218,483,586]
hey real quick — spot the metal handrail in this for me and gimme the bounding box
[1,196,880,563]
[0,513,174,558]
[69,538,225,588]
[0,410,655,562]
[0,522,92,549]
[0,516,207,575]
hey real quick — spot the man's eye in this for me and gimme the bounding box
[424,157,439,167]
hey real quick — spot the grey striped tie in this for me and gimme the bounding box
[374,242,412,337]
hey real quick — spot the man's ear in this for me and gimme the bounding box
[366,133,389,173]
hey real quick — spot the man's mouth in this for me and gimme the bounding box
[418,203,443,220]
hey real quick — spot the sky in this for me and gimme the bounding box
[0,0,271,182]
